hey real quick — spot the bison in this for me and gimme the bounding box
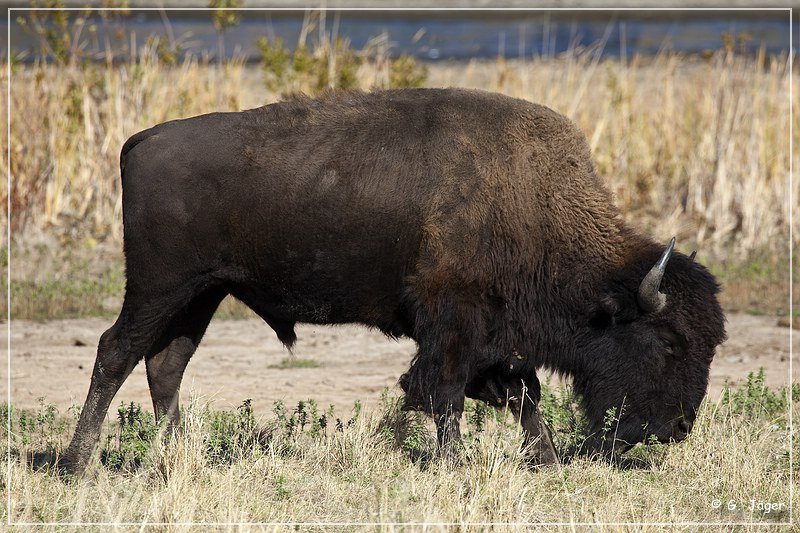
[62,88,726,474]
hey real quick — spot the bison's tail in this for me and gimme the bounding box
[119,128,159,181]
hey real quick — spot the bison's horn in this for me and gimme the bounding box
[689,250,697,262]
[637,237,676,314]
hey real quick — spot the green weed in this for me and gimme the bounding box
[721,368,799,422]
[205,398,267,464]
[268,357,322,370]
[538,380,590,455]
[100,402,158,472]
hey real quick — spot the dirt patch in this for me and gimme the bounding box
[4,313,796,416]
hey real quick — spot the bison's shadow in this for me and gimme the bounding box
[23,450,76,479]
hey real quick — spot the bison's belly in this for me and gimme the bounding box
[223,212,420,337]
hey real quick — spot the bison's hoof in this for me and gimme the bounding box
[53,455,88,479]
[437,442,465,468]
[525,450,560,470]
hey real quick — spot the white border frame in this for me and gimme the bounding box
[4,5,795,528]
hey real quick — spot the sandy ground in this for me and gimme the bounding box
[3,312,796,417]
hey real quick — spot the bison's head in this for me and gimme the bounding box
[573,237,726,458]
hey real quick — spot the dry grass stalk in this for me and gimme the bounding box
[4,389,796,526]
[3,47,794,260]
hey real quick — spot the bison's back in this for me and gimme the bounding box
[118,88,613,332]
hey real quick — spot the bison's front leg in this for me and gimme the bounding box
[509,396,559,467]
[400,360,467,461]
[434,409,462,459]
[399,297,479,460]
[465,371,559,467]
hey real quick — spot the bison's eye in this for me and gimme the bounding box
[657,328,680,356]
[662,340,675,355]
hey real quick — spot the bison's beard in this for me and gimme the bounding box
[572,415,645,460]
[571,415,681,462]
[573,432,635,461]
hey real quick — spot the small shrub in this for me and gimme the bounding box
[4,399,69,454]
[602,406,620,436]
[209,0,240,32]
[265,398,340,457]
[268,357,321,370]
[538,381,590,455]
[205,398,267,464]
[466,399,490,434]
[100,402,158,472]
[146,35,182,66]
[208,0,241,61]
[256,35,426,95]
[292,43,315,76]
[273,474,291,500]
[331,37,362,90]
[257,36,291,92]
[389,54,427,88]
[721,368,798,421]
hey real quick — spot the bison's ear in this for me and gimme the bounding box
[589,293,639,328]
[589,295,622,328]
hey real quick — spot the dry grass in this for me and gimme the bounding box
[2,22,796,319]
[2,46,796,318]
[429,51,796,260]
[2,45,795,255]
[3,384,796,528]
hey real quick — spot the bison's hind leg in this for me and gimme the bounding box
[62,284,212,476]
[145,287,227,431]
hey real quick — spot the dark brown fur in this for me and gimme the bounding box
[63,88,725,474]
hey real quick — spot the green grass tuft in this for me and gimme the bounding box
[268,357,322,370]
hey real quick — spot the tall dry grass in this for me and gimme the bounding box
[3,44,795,259]
[429,50,796,260]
